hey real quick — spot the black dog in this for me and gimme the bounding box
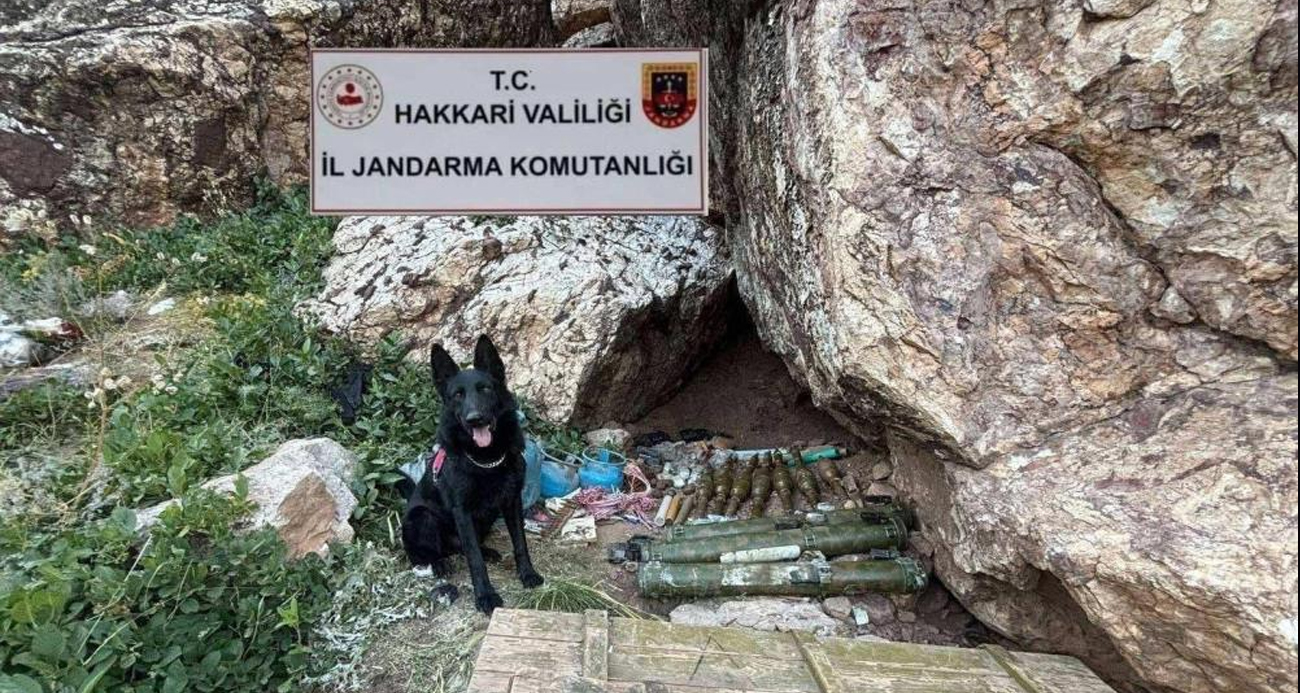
[399,335,543,614]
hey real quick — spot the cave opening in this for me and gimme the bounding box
[623,283,1000,649]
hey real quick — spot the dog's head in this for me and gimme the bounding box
[430,335,515,449]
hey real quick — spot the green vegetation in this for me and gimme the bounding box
[0,185,590,692]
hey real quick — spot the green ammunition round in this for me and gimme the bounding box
[693,468,714,519]
[723,456,753,516]
[706,456,733,516]
[750,455,773,518]
[789,449,821,506]
[771,454,794,512]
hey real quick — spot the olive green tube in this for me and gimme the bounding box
[664,502,912,543]
[643,516,906,563]
[638,557,927,598]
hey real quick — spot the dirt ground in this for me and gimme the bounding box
[628,326,860,450]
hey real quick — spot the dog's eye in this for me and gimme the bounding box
[454,389,465,398]
[476,384,489,393]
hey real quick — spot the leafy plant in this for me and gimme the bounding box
[0,485,342,693]
[0,184,587,692]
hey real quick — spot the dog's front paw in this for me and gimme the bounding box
[431,559,451,578]
[475,591,504,615]
[480,547,503,563]
[432,584,460,606]
[518,568,544,589]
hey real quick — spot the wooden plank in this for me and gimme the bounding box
[610,617,805,660]
[608,648,821,692]
[470,610,1117,693]
[467,669,514,693]
[508,676,647,693]
[507,678,761,693]
[796,634,1025,693]
[983,645,1047,693]
[791,631,838,693]
[488,608,585,642]
[1005,651,1118,693]
[475,634,584,680]
[584,609,611,680]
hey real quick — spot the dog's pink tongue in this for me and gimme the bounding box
[472,426,493,448]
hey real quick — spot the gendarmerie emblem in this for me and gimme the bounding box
[317,64,383,129]
[641,62,698,129]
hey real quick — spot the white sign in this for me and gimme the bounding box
[310,48,708,215]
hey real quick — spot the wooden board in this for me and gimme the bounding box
[466,609,1117,693]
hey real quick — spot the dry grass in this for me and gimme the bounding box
[314,531,659,693]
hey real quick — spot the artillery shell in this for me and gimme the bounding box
[771,453,794,513]
[706,456,733,516]
[664,494,683,525]
[841,472,865,505]
[674,493,695,524]
[749,455,772,518]
[653,495,674,526]
[814,459,846,500]
[693,469,714,519]
[789,448,821,506]
[723,457,753,516]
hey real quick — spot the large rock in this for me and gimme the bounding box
[611,0,748,214]
[552,0,610,40]
[299,215,732,426]
[652,1,1299,692]
[0,0,553,234]
[670,598,844,636]
[139,437,358,558]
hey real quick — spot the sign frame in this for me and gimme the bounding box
[309,47,710,216]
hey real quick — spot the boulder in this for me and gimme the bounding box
[139,437,358,558]
[821,596,853,621]
[299,215,732,426]
[614,0,1299,691]
[585,427,633,452]
[562,21,616,48]
[552,0,610,40]
[0,330,39,368]
[0,0,553,233]
[670,597,843,636]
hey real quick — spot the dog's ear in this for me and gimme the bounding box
[473,335,507,385]
[429,344,459,395]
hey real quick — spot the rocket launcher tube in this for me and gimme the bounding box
[638,557,927,598]
[664,503,913,542]
[642,516,907,563]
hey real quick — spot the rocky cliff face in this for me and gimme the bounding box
[0,0,552,234]
[613,0,1298,691]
